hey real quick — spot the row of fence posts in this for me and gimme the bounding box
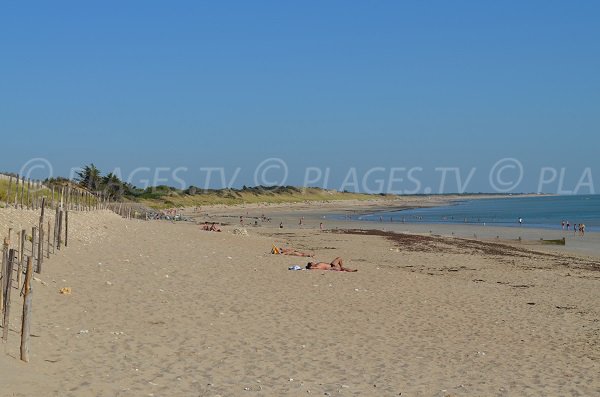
[3,174,101,212]
[1,198,69,362]
[3,173,153,220]
[106,202,137,220]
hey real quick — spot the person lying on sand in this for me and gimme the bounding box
[306,257,357,272]
[200,222,221,232]
[272,246,314,257]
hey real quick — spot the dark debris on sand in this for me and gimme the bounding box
[332,229,600,272]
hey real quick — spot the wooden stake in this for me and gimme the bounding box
[38,198,46,272]
[57,210,63,250]
[2,249,16,342]
[47,221,51,258]
[39,197,46,223]
[65,211,69,247]
[18,230,25,287]
[53,207,60,250]
[33,181,38,210]
[31,227,37,263]
[14,174,19,207]
[20,256,33,362]
[37,226,43,274]
[0,239,7,322]
[20,176,25,209]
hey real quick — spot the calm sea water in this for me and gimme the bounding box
[354,195,600,231]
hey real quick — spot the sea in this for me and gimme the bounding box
[349,195,600,231]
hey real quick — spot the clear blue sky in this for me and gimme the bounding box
[1,1,599,193]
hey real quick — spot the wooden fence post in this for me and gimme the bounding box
[65,211,69,247]
[20,176,25,209]
[2,249,16,342]
[31,227,37,264]
[37,198,45,273]
[0,238,7,323]
[53,207,59,250]
[47,221,51,258]
[37,226,44,273]
[14,174,19,207]
[20,256,33,362]
[18,230,25,287]
[66,187,71,211]
[39,197,46,223]
[33,181,38,210]
[57,210,63,250]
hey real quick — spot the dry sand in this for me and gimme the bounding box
[0,202,599,396]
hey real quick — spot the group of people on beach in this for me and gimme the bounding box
[271,246,357,272]
[561,220,586,236]
[200,222,221,232]
[196,212,355,271]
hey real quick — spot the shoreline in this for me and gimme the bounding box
[189,197,600,259]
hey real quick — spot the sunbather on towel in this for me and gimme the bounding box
[306,257,357,272]
[272,246,313,257]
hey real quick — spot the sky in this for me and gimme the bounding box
[1,1,599,194]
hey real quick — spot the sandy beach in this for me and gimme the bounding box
[1,200,599,396]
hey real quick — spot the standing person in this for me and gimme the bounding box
[566,221,570,231]
[319,222,323,230]
[299,217,303,226]
[518,217,523,226]
[574,224,578,235]
[581,224,586,236]
[561,220,565,230]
